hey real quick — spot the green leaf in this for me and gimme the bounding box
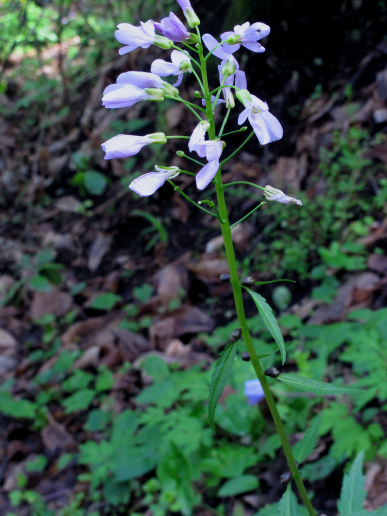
[277,373,362,396]
[62,389,95,413]
[25,455,47,472]
[293,413,322,464]
[91,292,122,311]
[84,171,107,195]
[0,392,36,419]
[208,342,236,433]
[29,275,51,292]
[243,287,286,364]
[217,475,259,497]
[337,451,366,516]
[278,484,300,516]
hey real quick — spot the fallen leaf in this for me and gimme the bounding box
[113,327,150,362]
[30,287,73,320]
[55,196,81,213]
[41,415,76,451]
[0,328,18,357]
[87,233,113,272]
[188,257,229,283]
[368,254,387,274]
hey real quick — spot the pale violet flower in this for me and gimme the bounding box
[176,0,200,28]
[196,160,219,190]
[116,71,179,96]
[237,90,283,145]
[194,140,224,162]
[101,133,167,160]
[264,186,302,206]
[221,22,270,53]
[115,20,172,55]
[244,379,265,405]
[151,50,191,87]
[129,166,180,197]
[153,12,189,42]
[189,121,210,152]
[102,83,163,109]
[201,95,226,108]
[202,34,229,59]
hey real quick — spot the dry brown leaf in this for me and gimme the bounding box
[188,257,229,283]
[368,254,387,274]
[113,327,150,362]
[42,416,76,452]
[74,346,100,369]
[0,328,17,357]
[87,233,113,272]
[55,196,81,213]
[30,287,73,321]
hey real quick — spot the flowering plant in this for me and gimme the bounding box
[100,2,361,513]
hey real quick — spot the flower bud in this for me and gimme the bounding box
[194,91,202,98]
[176,151,185,157]
[226,34,241,45]
[229,328,242,342]
[240,126,248,132]
[219,273,231,284]
[186,33,199,44]
[241,276,256,286]
[264,185,302,206]
[264,367,280,378]
[161,82,179,97]
[185,8,200,28]
[148,132,167,144]
[221,56,237,77]
[280,471,292,485]
[236,89,252,107]
[144,88,164,102]
[241,351,250,362]
[154,35,173,50]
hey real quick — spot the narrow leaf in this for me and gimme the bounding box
[243,287,286,364]
[279,484,300,516]
[337,451,366,516]
[208,342,236,433]
[217,475,259,497]
[278,373,362,396]
[293,413,322,464]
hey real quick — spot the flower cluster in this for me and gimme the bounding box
[100,0,299,206]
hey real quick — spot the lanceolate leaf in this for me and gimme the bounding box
[279,484,301,516]
[208,342,236,433]
[293,413,322,464]
[243,287,286,364]
[337,451,366,516]
[278,373,362,396]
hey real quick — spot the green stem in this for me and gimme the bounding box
[167,180,217,218]
[165,95,203,121]
[179,153,205,167]
[212,74,228,110]
[223,181,265,192]
[191,68,205,94]
[220,131,254,166]
[176,95,207,113]
[221,127,248,138]
[197,27,316,516]
[204,40,224,61]
[218,107,231,138]
[209,84,241,96]
[230,202,265,228]
[166,136,190,139]
[182,41,199,53]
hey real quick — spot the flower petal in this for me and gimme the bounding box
[196,160,219,190]
[170,49,190,66]
[238,107,250,125]
[151,59,179,77]
[188,122,208,152]
[117,71,163,89]
[206,141,223,162]
[250,22,270,38]
[101,134,149,159]
[260,111,283,142]
[242,41,265,52]
[202,34,229,59]
[129,171,170,196]
[235,70,247,90]
[249,113,271,145]
[173,73,184,87]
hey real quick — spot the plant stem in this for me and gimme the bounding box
[218,107,231,138]
[223,181,265,191]
[220,131,254,166]
[166,135,190,139]
[197,27,316,516]
[221,127,248,137]
[167,180,218,218]
[179,154,205,167]
[165,95,203,121]
[231,202,265,228]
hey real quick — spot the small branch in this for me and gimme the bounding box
[230,202,264,228]
[221,127,248,138]
[218,107,231,138]
[191,68,205,94]
[166,135,190,139]
[165,95,203,121]
[175,95,207,113]
[212,75,228,110]
[167,180,218,218]
[179,154,205,167]
[223,180,265,192]
[220,131,255,166]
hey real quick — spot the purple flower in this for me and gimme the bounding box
[194,140,223,162]
[101,133,167,160]
[237,91,283,145]
[102,83,164,109]
[153,12,189,42]
[196,160,219,190]
[129,166,180,197]
[244,380,265,405]
[176,0,200,27]
[115,20,172,55]
[221,22,270,54]
[188,121,210,152]
[151,50,191,87]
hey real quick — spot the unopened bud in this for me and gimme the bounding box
[144,88,164,102]
[229,328,242,342]
[154,36,173,50]
[194,91,202,98]
[161,82,179,97]
[241,351,250,362]
[264,367,280,378]
[186,33,199,44]
[219,273,231,284]
[176,151,185,157]
[185,8,200,28]
[280,471,292,485]
[240,126,248,132]
[240,276,255,286]
[221,57,237,77]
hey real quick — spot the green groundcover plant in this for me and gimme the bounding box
[92,1,387,514]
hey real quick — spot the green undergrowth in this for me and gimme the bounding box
[3,299,387,515]
[238,127,387,278]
